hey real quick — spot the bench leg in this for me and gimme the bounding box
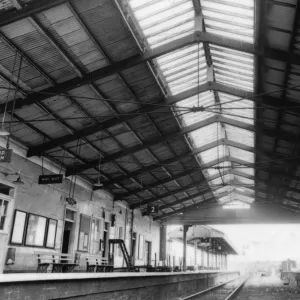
[37,263,50,273]
[52,264,63,273]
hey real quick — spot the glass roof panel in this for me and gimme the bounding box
[129,0,194,48]
[201,0,254,43]
[224,125,254,147]
[198,145,227,164]
[190,123,220,147]
[128,0,256,206]
[223,201,251,209]
[228,147,254,162]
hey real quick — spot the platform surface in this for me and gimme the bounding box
[0,270,233,283]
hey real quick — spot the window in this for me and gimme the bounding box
[10,210,26,244]
[25,214,47,247]
[46,219,57,248]
[78,214,91,252]
[0,199,9,230]
[10,210,58,248]
[90,218,102,254]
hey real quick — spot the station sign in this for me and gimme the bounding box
[38,174,63,185]
[147,204,159,214]
[0,149,12,163]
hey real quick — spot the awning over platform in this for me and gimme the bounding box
[168,225,237,255]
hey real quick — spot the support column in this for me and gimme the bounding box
[194,240,197,270]
[160,225,167,264]
[207,250,209,269]
[183,225,189,271]
[225,254,228,270]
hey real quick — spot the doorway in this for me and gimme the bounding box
[102,222,109,258]
[62,221,73,254]
[144,241,151,266]
[62,208,77,254]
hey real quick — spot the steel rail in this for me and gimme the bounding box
[182,275,249,300]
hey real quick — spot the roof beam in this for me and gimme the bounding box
[129,169,231,209]
[2,31,299,114]
[169,81,300,114]
[101,151,191,187]
[27,103,161,157]
[0,0,70,27]
[115,169,199,199]
[129,178,210,209]
[65,115,255,176]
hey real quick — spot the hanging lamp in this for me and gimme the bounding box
[13,174,24,185]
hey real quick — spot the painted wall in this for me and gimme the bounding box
[0,152,160,273]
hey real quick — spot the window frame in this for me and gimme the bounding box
[45,218,58,249]
[10,209,27,245]
[77,214,91,252]
[9,209,58,249]
[24,213,47,247]
[90,217,102,254]
[0,198,10,232]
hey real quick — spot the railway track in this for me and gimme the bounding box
[182,275,249,300]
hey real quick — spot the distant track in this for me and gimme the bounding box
[182,275,250,300]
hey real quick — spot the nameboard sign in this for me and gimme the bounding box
[0,149,12,163]
[38,174,63,185]
[147,204,159,214]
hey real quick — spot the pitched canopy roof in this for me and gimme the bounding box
[0,0,300,221]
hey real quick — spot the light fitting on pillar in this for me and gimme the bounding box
[12,175,24,185]
[93,178,103,188]
[0,125,10,136]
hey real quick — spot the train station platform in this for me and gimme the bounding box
[0,271,239,300]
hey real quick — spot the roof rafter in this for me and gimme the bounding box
[0,0,70,27]
[2,31,300,114]
[129,178,212,209]
[65,115,255,176]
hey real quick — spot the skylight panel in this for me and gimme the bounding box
[128,0,256,206]
[129,0,194,48]
[228,147,254,162]
[190,123,222,148]
[199,145,227,164]
[224,125,254,147]
[223,201,250,209]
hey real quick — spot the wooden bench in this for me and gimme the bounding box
[35,252,79,273]
[85,255,113,272]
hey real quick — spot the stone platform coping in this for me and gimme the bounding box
[0,270,236,283]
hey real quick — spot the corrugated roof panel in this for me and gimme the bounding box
[37,4,108,72]
[156,44,207,95]
[127,0,257,206]
[201,0,254,43]
[267,3,295,31]
[219,93,254,125]
[206,161,232,177]
[129,0,194,48]
[0,19,77,83]
[229,147,254,162]
[198,145,227,164]
[176,91,215,126]
[224,125,254,147]
[211,46,254,92]
[190,122,222,148]
[73,0,140,61]
[267,30,291,51]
